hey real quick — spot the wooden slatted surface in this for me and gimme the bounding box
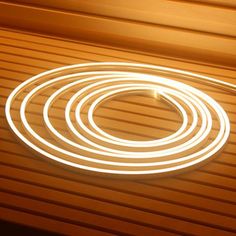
[0,0,236,68]
[0,28,236,235]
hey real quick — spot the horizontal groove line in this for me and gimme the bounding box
[0,144,234,202]
[113,95,236,111]
[2,96,235,131]
[0,129,234,168]
[0,51,66,67]
[0,190,186,236]
[1,36,236,81]
[0,172,236,233]
[1,163,236,219]
[0,42,97,62]
[2,81,236,116]
[1,96,182,130]
[170,0,236,10]
[71,9,236,40]
[197,169,236,180]
[80,112,179,133]
[2,80,234,109]
[94,105,178,123]
[0,81,230,108]
[9,96,179,123]
[2,126,236,186]
[139,181,236,205]
[0,66,233,99]
[0,41,236,84]
[1,73,230,97]
[215,160,236,167]
[1,131,236,170]
[2,0,235,40]
[2,112,236,152]
[0,58,234,97]
[125,93,236,106]
[2,126,236,166]
[1,75,35,83]
[0,199,128,236]
[2,97,236,140]
[1,26,236,72]
[3,106,236,144]
[0,58,49,70]
[177,176,236,192]
[0,147,235,205]
[0,34,136,63]
[0,65,35,75]
[1,111,175,140]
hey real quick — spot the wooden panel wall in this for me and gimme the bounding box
[0,27,236,235]
[0,0,236,235]
[0,0,235,68]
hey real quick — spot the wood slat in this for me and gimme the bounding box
[6,0,236,36]
[1,27,236,76]
[0,205,114,236]
[0,146,235,216]
[0,1,236,68]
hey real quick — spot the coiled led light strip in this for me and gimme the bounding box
[5,62,234,178]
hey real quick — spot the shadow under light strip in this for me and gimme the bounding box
[5,62,235,177]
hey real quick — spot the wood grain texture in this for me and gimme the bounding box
[0,26,236,235]
[0,0,235,68]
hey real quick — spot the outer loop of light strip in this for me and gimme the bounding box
[5,62,233,177]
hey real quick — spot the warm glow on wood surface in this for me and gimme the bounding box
[6,62,234,177]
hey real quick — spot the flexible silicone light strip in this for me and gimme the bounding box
[5,62,234,177]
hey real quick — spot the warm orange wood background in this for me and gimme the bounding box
[0,0,236,235]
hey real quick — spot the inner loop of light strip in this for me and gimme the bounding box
[5,62,233,178]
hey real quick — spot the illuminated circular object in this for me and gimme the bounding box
[5,62,234,178]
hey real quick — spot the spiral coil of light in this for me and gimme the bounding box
[5,62,234,177]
